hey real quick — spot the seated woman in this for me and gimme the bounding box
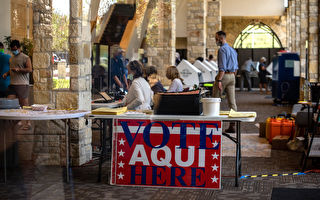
[166,66,184,92]
[144,65,166,94]
[123,60,153,110]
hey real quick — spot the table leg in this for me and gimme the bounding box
[2,120,6,183]
[65,119,70,183]
[234,121,241,187]
[98,119,106,182]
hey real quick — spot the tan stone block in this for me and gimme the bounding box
[33,39,41,52]
[79,91,91,110]
[33,91,51,104]
[69,23,81,37]
[33,70,40,82]
[83,43,91,59]
[69,65,80,77]
[35,153,60,165]
[33,52,51,69]
[69,118,87,130]
[56,92,78,109]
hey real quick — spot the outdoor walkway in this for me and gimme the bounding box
[1,91,320,200]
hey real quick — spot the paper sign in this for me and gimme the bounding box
[111,119,222,189]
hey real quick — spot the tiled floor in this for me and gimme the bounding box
[1,91,320,200]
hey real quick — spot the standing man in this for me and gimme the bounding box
[111,48,128,92]
[240,57,256,92]
[213,31,238,133]
[0,42,11,97]
[3,40,32,129]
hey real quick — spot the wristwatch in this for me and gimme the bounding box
[217,80,222,82]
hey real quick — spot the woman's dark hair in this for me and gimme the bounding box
[144,65,158,77]
[128,60,143,79]
[10,40,21,48]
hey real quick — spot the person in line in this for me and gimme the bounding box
[144,65,166,94]
[258,57,269,94]
[213,31,238,133]
[175,52,181,66]
[122,60,153,110]
[208,54,214,62]
[166,66,184,92]
[2,40,32,130]
[240,57,256,92]
[0,42,11,97]
[111,48,128,92]
[92,64,106,92]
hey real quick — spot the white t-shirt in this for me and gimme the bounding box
[167,78,183,92]
[123,77,153,110]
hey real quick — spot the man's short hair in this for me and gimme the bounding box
[208,54,213,60]
[10,40,21,48]
[0,42,4,48]
[216,31,226,38]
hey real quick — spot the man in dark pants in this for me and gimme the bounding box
[2,40,32,129]
[212,31,238,133]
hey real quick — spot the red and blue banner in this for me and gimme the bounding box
[111,119,222,189]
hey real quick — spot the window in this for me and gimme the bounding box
[234,23,282,49]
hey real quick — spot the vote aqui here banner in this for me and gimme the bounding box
[111,119,222,189]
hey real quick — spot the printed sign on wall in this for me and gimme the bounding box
[111,119,222,189]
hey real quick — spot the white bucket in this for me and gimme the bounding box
[201,98,221,116]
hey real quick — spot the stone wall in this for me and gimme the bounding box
[187,0,207,62]
[145,0,176,86]
[20,0,92,166]
[206,0,221,61]
[308,0,318,82]
[222,16,287,48]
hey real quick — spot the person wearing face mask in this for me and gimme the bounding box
[0,42,11,97]
[2,40,33,130]
[213,31,238,133]
[122,60,153,110]
[111,48,128,92]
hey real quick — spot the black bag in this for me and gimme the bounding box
[153,90,202,115]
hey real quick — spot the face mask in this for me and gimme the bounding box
[0,49,4,53]
[127,74,133,81]
[12,50,19,56]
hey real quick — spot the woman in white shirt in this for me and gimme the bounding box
[123,60,153,110]
[166,66,184,92]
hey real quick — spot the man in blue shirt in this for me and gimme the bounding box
[111,48,128,92]
[213,31,238,133]
[0,42,11,97]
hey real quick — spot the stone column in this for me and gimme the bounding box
[206,0,221,61]
[67,0,92,166]
[295,0,301,54]
[290,0,296,51]
[187,0,207,62]
[308,0,319,82]
[300,0,308,78]
[286,6,291,48]
[145,0,176,85]
[30,0,92,166]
